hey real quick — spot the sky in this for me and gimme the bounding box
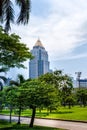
[7,0,87,80]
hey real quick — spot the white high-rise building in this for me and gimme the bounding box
[29,39,50,79]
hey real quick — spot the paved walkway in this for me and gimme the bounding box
[0,115,87,130]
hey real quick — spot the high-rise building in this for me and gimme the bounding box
[29,39,50,79]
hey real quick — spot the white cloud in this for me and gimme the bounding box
[53,52,87,61]
[11,0,87,61]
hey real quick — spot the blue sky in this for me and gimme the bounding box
[8,0,87,79]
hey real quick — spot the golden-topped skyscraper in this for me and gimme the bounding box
[29,39,50,79]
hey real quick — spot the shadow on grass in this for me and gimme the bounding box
[36,111,73,118]
[41,111,73,115]
[57,111,73,114]
[36,112,49,117]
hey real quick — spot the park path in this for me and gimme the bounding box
[0,115,87,130]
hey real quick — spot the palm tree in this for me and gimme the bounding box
[0,67,8,91]
[10,74,25,87]
[0,0,31,32]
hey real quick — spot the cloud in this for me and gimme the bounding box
[11,0,87,61]
[53,52,87,61]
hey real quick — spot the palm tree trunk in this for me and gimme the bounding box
[29,107,36,128]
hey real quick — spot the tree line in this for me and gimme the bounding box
[1,70,87,127]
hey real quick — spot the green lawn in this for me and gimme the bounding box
[44,106,87,121]
[0,120,63,130]
[0,106,87,121]
[21,106,87,121]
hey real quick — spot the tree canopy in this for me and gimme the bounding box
[76,89,87,107]
[0,27,33,68]
[39,70,73,90]
[19,79,58,127]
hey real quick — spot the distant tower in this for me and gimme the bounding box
[29,39,50,79]
[75,72,82,88]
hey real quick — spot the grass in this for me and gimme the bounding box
[44,106,87,121]
[0,120,64,130]
[0,106,87,121]
[21,106,87,121]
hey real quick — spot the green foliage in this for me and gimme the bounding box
[18,79,59,127]
[39,70,73,108]
[4,86,18,108]
[0,91,4,110]
[76,89,87,107]
[39,73,54,84]
[65,95,75,109]
[39,70,73,90]
[0,26,33,68]
[20,79,58,108]
[59,75,73,107]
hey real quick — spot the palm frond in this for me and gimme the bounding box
[16,0,31,24]
[0,82,3,91]
[0,0,4,22]
[9,80,19,86]
[0,0,31,32]
[17,74,25,84]
[3,0,14,32]
[0,76,7,83]
[0,0,3,16]
[0,67,8,73]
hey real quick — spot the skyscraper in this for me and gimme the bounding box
[29,39,50,79]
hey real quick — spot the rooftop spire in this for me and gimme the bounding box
[34,39,44,48]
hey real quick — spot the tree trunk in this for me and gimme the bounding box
[29,107,36,128]
[39,108,41,113]
[68,102,71,109]
[17,107,21,124]
[9,105,12,123]
[50,107,52,113]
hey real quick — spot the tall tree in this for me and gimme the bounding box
[15,86,26,124]
[4,86,17,123]
[0,0,31,32]
[39,70,73,107]
[76,89,87,107]
[19,79,58,127]
[60,74,73,107]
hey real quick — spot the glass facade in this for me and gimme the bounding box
[29,39,50,79]
[78,79,87,88]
